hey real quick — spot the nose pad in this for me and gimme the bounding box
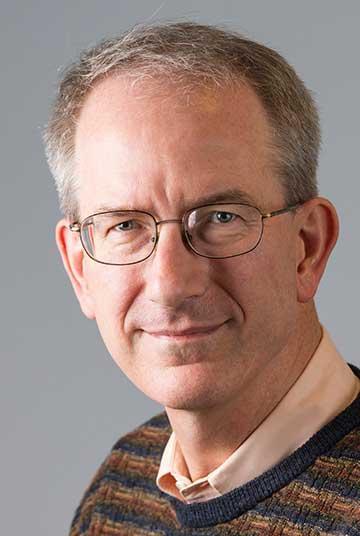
[183,229,194,250]
[152,219,190,253]
[185,228,192,239]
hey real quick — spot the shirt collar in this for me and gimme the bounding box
[156,325,360,502]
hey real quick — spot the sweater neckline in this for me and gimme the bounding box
[168,362,360,528]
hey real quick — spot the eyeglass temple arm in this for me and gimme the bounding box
[69,223,80,232]
[262,202,302,220]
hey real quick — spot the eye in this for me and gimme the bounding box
[211,211,237,224]
[112,220,139,231]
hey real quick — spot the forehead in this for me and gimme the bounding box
[75,75,283,217]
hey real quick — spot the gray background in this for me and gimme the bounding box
[2,1,359,535]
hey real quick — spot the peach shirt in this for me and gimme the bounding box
[156,326,360,503]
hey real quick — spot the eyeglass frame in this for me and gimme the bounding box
[68,201,304,266]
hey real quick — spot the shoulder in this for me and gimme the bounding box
[112,410,171,455]
[69,411,171,535]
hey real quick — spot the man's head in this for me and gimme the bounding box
[45,23,339,411]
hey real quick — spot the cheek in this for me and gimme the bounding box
[258,243,298,326]
[85,263,142,343]
[219,238,297,320]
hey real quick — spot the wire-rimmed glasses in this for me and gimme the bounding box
[69,202,303,266]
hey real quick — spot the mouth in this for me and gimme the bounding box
[144,322,227,342]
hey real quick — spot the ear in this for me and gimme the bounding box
[55,218,96,319]
[296,197,339,303]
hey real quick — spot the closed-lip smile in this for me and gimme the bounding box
[145,322,226,340]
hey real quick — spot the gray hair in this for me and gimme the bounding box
[43,22,320,221]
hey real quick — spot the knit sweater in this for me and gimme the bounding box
[69,363,360,535]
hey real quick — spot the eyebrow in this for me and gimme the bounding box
[91,188,260,215]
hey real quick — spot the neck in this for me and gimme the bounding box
[164,307,322,482]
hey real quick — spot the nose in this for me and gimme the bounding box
[143,221,210,307]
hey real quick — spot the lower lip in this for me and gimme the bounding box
[145,324,224,342]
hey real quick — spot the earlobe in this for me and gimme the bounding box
[296,198,339,303]
[55,218,96,319]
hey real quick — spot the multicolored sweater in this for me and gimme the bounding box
[70,363,360,535]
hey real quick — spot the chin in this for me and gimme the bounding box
[135,363,227,411]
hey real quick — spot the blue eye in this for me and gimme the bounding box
[212,211,236,223]
[114,220,137,231]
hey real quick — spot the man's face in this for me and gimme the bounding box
[71,77,300,411]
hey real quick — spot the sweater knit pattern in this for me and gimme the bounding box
[69,363,360,535]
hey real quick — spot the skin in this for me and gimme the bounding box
[56,76,339,481]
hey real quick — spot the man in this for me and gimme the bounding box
[44,22,360,534]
